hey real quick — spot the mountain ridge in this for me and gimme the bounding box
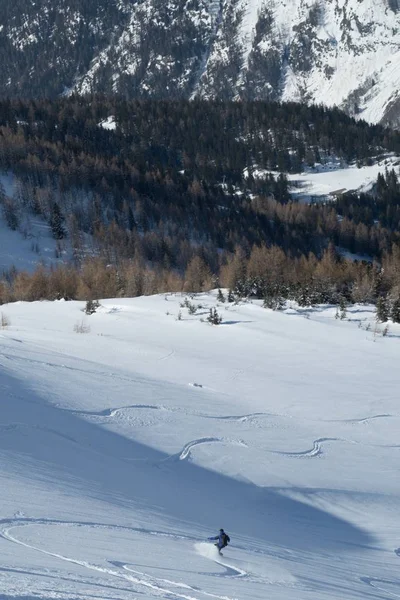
[1,0,400,126]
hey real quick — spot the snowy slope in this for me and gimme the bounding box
[0,173,74,274]
[239,0,400,124]
[235,0,400,124]
[0,214,71,274]
[76,0,400,125]
[1,293,400,599]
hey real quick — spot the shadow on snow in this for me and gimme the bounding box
[0,368,374,554]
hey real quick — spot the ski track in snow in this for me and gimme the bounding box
[3,420,395,463]
[115,561,238,600]
[328,414,394,424]
[0,519,238,600]
[60,399,397,429]
[3,343,397,431]
[271,438,344,458]
[65,403,274,424]
[61,401,397,428]
[0,346,159,389]
[361,576,400,600]
[0,517,194,542]
[194,543,248,580]
[0,517,276,561]
[212,559,248,580]
[0,422,80,443]
[269,434,400,458]
[165,437,248,462]
[70,404,162,418]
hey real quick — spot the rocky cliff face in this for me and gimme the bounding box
[1,0,400,125]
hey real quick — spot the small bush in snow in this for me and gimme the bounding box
[339,296,347,320]
[217,288,225,303]
[31,241,40,254]
[263,294,284,311]
[188,302,197,315]
[1,313,10,328]
[207,308,222,325]
[335,296,347,320]
[74,320,90,334]
[85,299,100,315]
[180,297,197,314]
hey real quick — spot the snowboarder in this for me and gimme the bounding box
[208,528,230,554]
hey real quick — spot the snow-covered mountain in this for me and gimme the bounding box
[1,0,400,126]
[1,292,400,599]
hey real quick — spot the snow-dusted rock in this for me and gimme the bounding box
[1,0,400,125]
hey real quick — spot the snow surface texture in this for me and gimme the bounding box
[0,292,400,599]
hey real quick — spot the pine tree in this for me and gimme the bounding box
[207,308,222,325]
[391,297,400,324]
[0,181,5,205]
[50,202,65,240]
[339,295,347,320]
[2,198,19,230]
[217,288,225,303]
[376,295,390,322]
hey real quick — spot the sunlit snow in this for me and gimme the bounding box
[1,292,399,599]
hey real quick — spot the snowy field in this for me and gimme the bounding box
[248,155,400,202]
[0,292,400,600]
[288,160,396,201]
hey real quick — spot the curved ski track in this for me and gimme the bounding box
[65,400,397,430]
[328,414,394,425]
[271,438,344,458]
[67,402,275,425]
[361,576,400,599]
[113,561,243,598]
[176,437,248,461]
[0,518,240,600]
[3,341,396,431]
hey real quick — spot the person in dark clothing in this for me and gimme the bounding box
[208,528,230,554]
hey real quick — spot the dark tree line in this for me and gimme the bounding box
[0,96,400,309]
